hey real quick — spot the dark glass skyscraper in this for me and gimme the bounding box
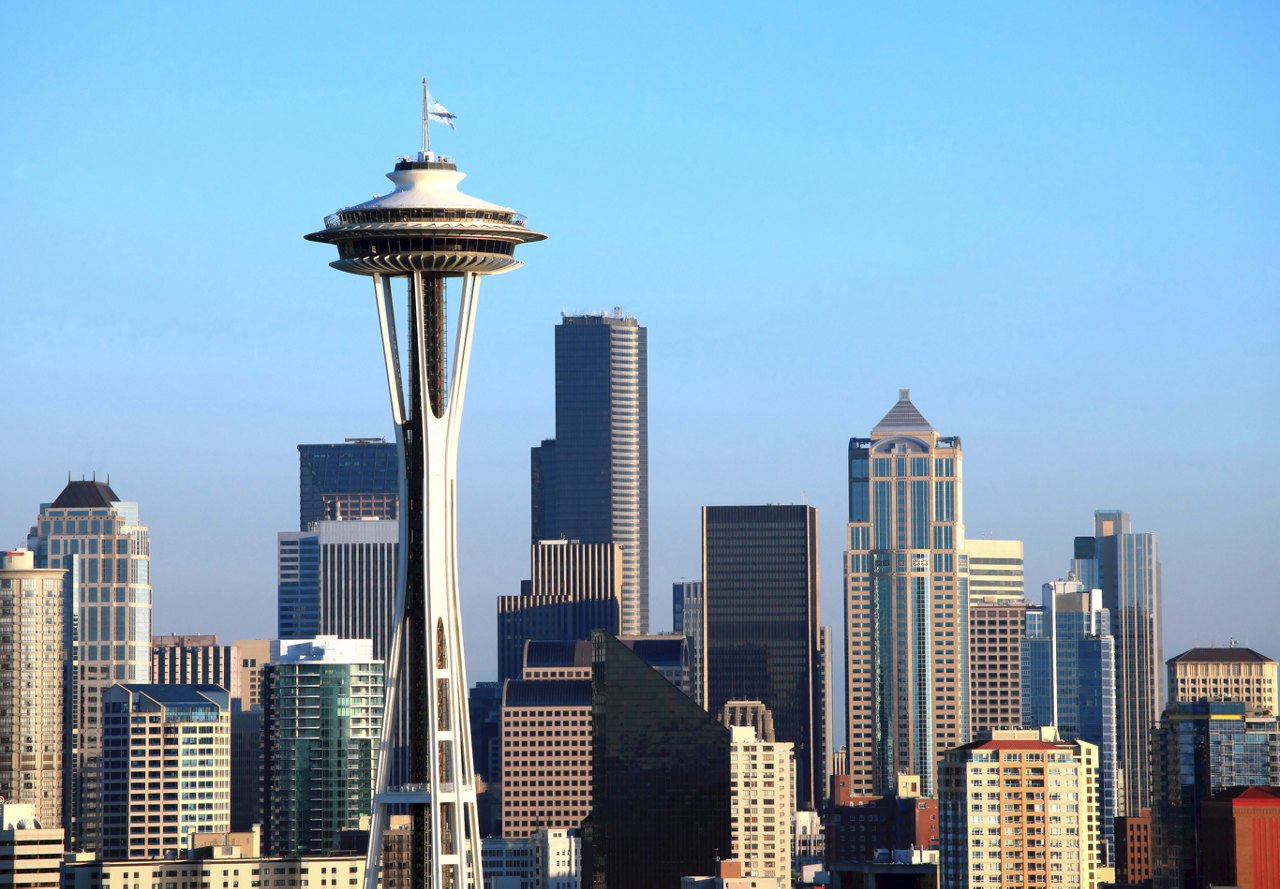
[530,312,648,635]
[703,504,823,809]
[298,439,398,530]
[583,632,730,889]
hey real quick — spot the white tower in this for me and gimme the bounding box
[306,91,545,889]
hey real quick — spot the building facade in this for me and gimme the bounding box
[729,725,794,881]
[704,504,823,809]
[100,684,231,859]
[261,637,382,856]
[31,479,151,851]
[497,540,623,682]
[500,679,593,838]
[939,729,1100,889]
[1166,646,1277,716]
[1072,510,1161,814]
[0,801,62,888]
[673,580,705,707]
[232,638,273,711]
[531,312,649,636]
[151,634,240,699]
[825,775,939,865]
[0,550,64,828]
[963,539,1025,603]
[297,439,398,530]
[968,597,1027,737]
[1114,809,1152,885]
[845,391,968,797]
[1200,786,1280,889]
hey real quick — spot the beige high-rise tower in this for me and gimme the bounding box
[0,550,65,828]
[844,391,968,796]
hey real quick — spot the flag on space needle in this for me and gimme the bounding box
[429,102,457,130]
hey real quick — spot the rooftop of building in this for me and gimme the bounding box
[117,683,230,708]
[524,640,593,669]
[504,679,592,708]
[1203,785,1280,805]
[871,389,935,434]
[621,635,685,667]
[50,478,119,508]
[1168,646,1275,665]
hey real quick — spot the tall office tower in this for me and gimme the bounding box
[31,478,151,851]
[0,550,64,828]
[499,678,593,838]
[673,580,705,707]
[939,728,1101,889]
[298,439,398,529]
[845,391,968,797]
[1166,646,1278,716]
[1150,701,1280,889]
[261,638,383,856]
[151,634,241,698]
[963,539,1025,602]
[0,801,63,889]
[307,114,545,888]
[531,311,649,636]
[496,540,623,682]
[100,684,231,859]
[968,598,1027,736]
[703,504,822,809]
[1200,787,1280,889]
[1022,580,1120,865]
[817,624,834,803]
[582,632,731,889]
[1072,509,1161,814]
[728,725,795,881]
[232,638,273,711]
[229,708,263,832]
[468,682,504,785]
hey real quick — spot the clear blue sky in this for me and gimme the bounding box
[3,3,1278,725]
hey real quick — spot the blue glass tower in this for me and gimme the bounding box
[298,440,398,530]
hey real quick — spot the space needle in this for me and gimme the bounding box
[306,83,545,889]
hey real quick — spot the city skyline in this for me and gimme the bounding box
[3,1,1279,730]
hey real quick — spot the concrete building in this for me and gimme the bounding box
[968,597,1028,736]
[721,700,777,742]
[99,684,231,859]
[1072,510,1161,814]
[845,390,968,797]
[297,439,398,530]
[825,775,939,865]
[1114,809,1152,885]
[497,540,623,682]
[704,504,824,809]
[964,539,1026,602]
[261,637,382,855]
[500,679,593,838]
[729,725,794,881]
[0,550,64,828]
[682,859,785,888]
[939,728,1101,889]
[151,634,240,698]
[0,801,62,888]
[531,311,649,636]
[482,828,581,889]
[232,638,272,710]
[1200,786,1280,889]
[31,478,151,850]
[673,580,705,707]
[1166,646,1278,716]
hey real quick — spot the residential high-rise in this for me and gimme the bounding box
[298,439,398,529]
[939,728,1101,889]
[1072,510,1161,814]
[963,539,1025,602]
[1022,580,1120,865]
[500,679,593,838]
[496,540,623,682]
[845,391,968,797]
[261,637,383,856]
[1166,646,1277,716]
[728,725,794,881]
[306,119,545,888]
[703,504,823,809]
[151,634,240,699]
[100,684,231,859]
[967,597,1027,737]
[0,801,63,889]
[582,632,731,889]
[673,580,705,707]
[0,550,64,828]
[1150,701,1280,889]
[531,311,649,636]
[31,478,151,851]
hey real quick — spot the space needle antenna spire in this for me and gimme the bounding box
[420,77,431,159]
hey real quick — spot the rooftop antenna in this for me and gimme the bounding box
[420,78,431,160]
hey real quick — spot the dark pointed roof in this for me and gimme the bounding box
[872,389,934,434]
[1168,647,1275,665]
[51,480,120,508]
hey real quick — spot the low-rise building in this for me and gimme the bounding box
[0,802,62,888]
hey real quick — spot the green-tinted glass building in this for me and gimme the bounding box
[261,637,383,855]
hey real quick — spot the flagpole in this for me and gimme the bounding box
[421,77,432,158]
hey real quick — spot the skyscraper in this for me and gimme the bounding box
[1165,646,1278,716]
[261,637,383,856]
[31,478,151,851]
[0,550,64,828]
[728,725,794,881]
[962,539,1025,602]
[1073,510,1161,814]
[967,598,1027,737]
[298,439,398,529]
[672,580,705,707]
[151,634,240,699]
[703,504,823,809]
[845,391,968,797]
[531,311,648,636]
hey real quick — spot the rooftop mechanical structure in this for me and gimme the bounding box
[306,95,545,889]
